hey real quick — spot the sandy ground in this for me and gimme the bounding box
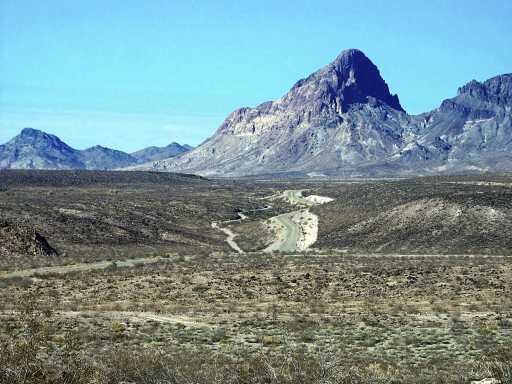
[77,311,214,329]
[304,195,335,204]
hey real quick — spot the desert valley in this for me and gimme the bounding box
[1,4,511,382]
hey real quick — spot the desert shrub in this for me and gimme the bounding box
[110,320,126,333]
[487,345,512,384]
[1,293,511,384]
[0,276,33,288]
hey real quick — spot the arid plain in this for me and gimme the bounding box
[1,170,512,383]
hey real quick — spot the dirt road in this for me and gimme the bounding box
[0,256,166,279]
[264,190,333,253]
[211,220,245,254]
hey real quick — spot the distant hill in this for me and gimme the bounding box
[0,128,84,170]
[131,143,192,163]
[0,128,192,170]
[78,145,137,170]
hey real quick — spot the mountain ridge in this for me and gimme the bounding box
[0,128,192,170]
[144,50,511,177]
[2,50,510,176]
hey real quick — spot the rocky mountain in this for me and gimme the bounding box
[0,128,84,170]
[394,74,512,174]
[0,128,192,170]
[131,143,192,163]
[146,49,512,177]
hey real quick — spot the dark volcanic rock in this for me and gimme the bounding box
[287,48,404,113]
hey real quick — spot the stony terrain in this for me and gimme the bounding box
[1,171,511,383]
[0,220,57,261]
[0,170,293,271]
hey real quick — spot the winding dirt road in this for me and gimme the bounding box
[264,190,333,253]
[212,190,334,254]
[211,219,245,254]
[1,191,333,278]
[211,208,269,254]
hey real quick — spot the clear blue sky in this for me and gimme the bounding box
[1,0,511,152]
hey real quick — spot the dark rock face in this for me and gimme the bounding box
[457,74,512,105]
[0,129,191,170]
[147,50,512,177]
[0,221,57,257]
[290,48,404,113]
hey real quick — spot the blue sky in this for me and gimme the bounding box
[1,0,511,152]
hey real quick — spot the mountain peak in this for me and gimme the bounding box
[329,49,404,112]
[286,49,404,113]
[20,127,45,137]
[15,128,68,148]
[332,48,367,63]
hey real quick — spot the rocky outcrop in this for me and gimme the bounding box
[400,74,512,174]
[0,221,57,257]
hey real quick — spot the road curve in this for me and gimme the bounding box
[264,211,302,253]
[264,190,333,253]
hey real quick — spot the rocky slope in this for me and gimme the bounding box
[0,128,191,170]
[395,74,512,174]
[313,176,512,254]
[147,49,511,177]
